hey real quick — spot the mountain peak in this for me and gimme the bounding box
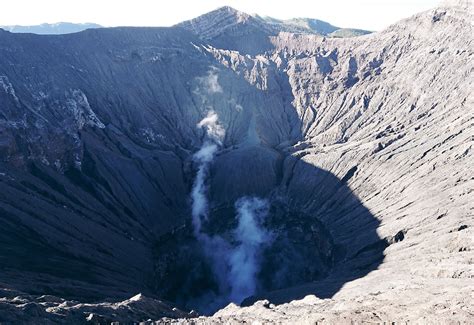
[211,5,252,22]
[176,6,258,40]
[214,6,242,14]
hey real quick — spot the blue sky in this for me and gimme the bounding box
[0,0,441,31]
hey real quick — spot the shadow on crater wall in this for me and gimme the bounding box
[150,142,387,314]
[242,156,388,306]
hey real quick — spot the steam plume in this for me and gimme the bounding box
[190,110,231,311]
[189,91,271,311]
[228,197,271,303]
[191,110,224,234]
[197,110,225,144]
[191,142,218,234]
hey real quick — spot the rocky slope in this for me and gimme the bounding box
[0,0,472,323]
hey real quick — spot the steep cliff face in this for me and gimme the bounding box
[0,1,472,323]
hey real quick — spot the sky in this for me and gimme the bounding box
[0,0,441,31]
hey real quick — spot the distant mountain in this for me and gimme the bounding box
[178,6,371,37]
[0,22,102,34]
[176,6,371,54]
[259,16,339,34]
[328,28,372,38]
[256,16,371,36]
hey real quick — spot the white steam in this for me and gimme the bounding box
[228,197,271,303]
[191,111,224,235]
[197,110,225,144]
[199,69,223,94]
[191,142,218,234]
[204,72,223,94]
[190,78,271,312]
[194,69,223,96]
[190,110,230,312]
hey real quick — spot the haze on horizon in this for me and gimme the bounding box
[0,0,441,31]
